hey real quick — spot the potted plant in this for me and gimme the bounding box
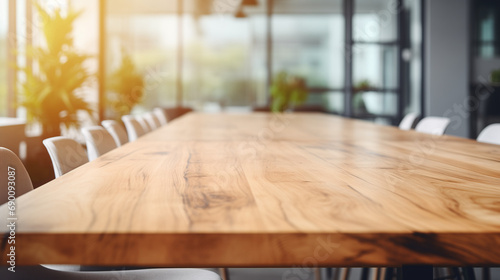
[106,50,145,120]
[18,4,93,139]
[352,79,372,115]
[270,71,308,113]
[490,69,500,85]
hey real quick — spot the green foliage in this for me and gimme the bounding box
[491,69,500,84]
[270,72,308,113]
[353,79,373,92]
[107,51,145,119]
[17,3,93,137]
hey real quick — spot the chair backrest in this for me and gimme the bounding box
[81,126,118,161]
[154,107,168,126]
[42,137,89,178]
[0,147,33,205]
[101,120,128,147]
[399,113,419,130]
[415,117,451,136]
[144,112,162,130]
[122,115,146,141]
[137,115,153,132]
[477,123,500,145]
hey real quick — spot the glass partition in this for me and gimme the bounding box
[352,0,400,121]
[474,0,500,58]
[106,0,179,119]
[182,1,267,112]
[5,0,422,125]
[272,0,344,114]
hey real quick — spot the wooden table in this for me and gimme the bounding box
[1,113,500,268]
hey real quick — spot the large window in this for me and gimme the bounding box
[272,0,344,114]
[183,2,267,111]
[402,0,423,118]
[473,0,500,58]
[4,0,423,128]
[106,0,179,119]
[352,0,400,122]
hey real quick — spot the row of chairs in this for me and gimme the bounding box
[44,109,168,177]
[122,108,168,142]
[398,114,451,135]
[399,113,500,145]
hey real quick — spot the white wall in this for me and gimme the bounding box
[425,0,470,138]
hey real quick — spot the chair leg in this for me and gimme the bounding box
[445,268,455,280]
[482,267,490,280]
[218,268,230,280]
[461,267,476,280]
[332,268,340,280]
[434,267,442,279]
[451,267,462,280]
[383,267,394,280]
[314,267,321,280]
[360,268,370,280]
[339,268,350,280]
[370,268,386,280]
[379,268,387,280]
[324,268,333,280]
[369,268,377,280]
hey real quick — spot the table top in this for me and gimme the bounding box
[1,112,500,267]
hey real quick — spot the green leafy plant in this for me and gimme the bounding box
[106,51,145,120]
[18,4,93,138]
[491,69,500,84]
[352,80,373,115]
[353,79,373,92]
[270,72,308,112]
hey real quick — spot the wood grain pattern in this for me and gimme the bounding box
[1,113,500,267]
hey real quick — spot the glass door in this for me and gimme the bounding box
[351,0,401,124]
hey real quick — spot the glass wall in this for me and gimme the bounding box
[106,0,178,120]
[474,0,500,58]
[183,1,267,112]
[352,0,400,122]
[272,0,344,113]
[402,0,422,117]
[0,0,7,116]
[3,0,422,129]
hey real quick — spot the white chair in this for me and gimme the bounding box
[1,266,221,280]
[399,113,419,130]
[144,112,162,129]
[137,115,153,132]
[0,147,33,204]
[122,115,146,141]
[0,147,221,280]
[477,123,500,145]
[102,120,129,147]
[42,137,89,178]
[415,117,451,136]
[154,107,169,126]
[81,126,118,161]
